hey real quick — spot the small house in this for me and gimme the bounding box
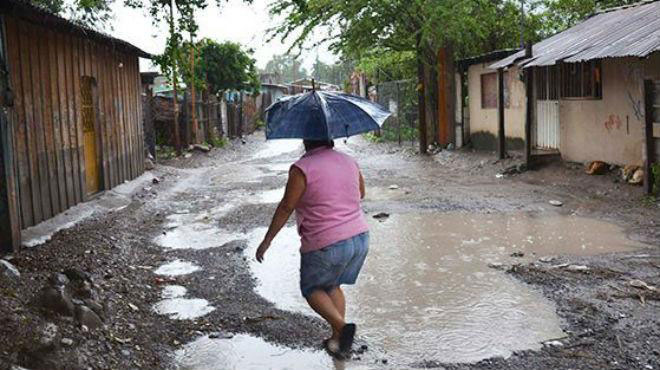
[0,0,151,251]
[458,49,524,150]
[489,0,660,180]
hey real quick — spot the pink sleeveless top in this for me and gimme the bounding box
[293,147,369,253]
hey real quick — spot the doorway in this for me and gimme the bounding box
[534,66,560,150]
[81,76,101,195]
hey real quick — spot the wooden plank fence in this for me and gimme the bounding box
[4,16,144,229]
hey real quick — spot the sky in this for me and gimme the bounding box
[108,0,337,73]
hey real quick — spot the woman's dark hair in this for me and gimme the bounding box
[303,139,334,152]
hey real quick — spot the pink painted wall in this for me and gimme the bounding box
[560,53,660,166]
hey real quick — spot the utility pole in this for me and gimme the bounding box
[169,0,181,156]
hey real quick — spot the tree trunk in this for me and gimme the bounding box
[170,1,181,156]
[416,35,428,154]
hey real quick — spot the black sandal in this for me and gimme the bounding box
[323,339,344,359]
[339,323,356,352]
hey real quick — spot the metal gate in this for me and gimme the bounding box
[535,100,560,149]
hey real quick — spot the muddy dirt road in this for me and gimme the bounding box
[1,133,658,369]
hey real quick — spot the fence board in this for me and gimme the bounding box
[28,24,53,220]
[38,27,60,215]
[64,34,81,205]
[72,36,86,201]
[124,54,135,178]
[55,31,74,210]
[5,18,31,227]
[19,22,43,223]
[48,30,67,213]
[133,57,144,173]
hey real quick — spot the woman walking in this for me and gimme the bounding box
[256,139,369,356]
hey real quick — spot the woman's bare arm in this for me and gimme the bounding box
[359,171,366,199]
[256,166,306,262]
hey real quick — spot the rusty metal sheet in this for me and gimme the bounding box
[491,0,660,69]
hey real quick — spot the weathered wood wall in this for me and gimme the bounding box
[4,16,144,229]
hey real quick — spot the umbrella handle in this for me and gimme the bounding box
[344,124,349,144]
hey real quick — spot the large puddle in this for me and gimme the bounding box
[175,334,348,370]
[238,212,643,366]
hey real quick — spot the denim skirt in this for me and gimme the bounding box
[299,232,369,298]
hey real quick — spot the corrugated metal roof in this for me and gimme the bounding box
[490,0,660,69]
[0,0,152,59]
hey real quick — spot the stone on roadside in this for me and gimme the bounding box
[193,144,211,152]
[152,177,160,184]
[629,169,644,185]
[144,158,155,170]
[61,338,74,346]
[621,165,639,181]
[549,200,563,207]
[184,153,193,158]
[75,305,103,329]
[209,332,234,339]
[38,322,59,349]
[49,273,70,287]
[585,161,608,175]
[566,264,589,271]
[63,268,90,283]
[388,184,399,190]
[84,299,105,317]
[372,212,390,220]
[38,286,75,317]
[0,260,20,279]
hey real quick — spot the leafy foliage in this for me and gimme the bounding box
[311,58,354,86]
[262,54,309,84]
[195,40,261,95]
[539,0,638,36]
[29,0,113,29]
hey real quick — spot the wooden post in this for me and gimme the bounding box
[437,47,452,146]
[189,34,199,144]
[169,0,181,156]
[497,68,506,159]
[643,79,655,194]
[524,67,534,167]
[0,110,20,252]
[416,36,428,154]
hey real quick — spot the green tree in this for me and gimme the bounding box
[30,0,113,29]
[262,54,308,83]
[539,0,636,35]
[193,39,261,95]
[311,57,354,86]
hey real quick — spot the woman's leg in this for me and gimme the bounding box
[306,289,346,340]
[328,286,346,319]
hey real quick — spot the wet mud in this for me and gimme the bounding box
[1,133,658,370]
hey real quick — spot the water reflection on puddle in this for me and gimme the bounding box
[154,298,215,320]
[242,212,644,365]
[155,260,201,276]
[155,224,244,250]
[175,334,365,370]
[155,285,215,320]
[252,139,302,159]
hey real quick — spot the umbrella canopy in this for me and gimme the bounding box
[265,90,391,140]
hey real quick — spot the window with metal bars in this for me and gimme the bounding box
[535,61,602,100]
